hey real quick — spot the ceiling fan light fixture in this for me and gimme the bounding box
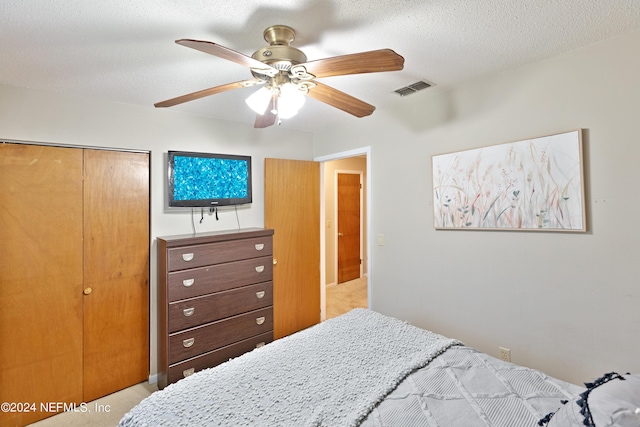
[277,82,305,119]
[245,86,272,115]
[157,25,405,128]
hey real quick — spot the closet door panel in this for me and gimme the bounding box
[0,144,84,426]
[82,149,150,402]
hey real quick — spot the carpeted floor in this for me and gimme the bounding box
[326,276,368,319]
[27,382,157,427]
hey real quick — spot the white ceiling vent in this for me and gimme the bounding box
[394,80,433,96]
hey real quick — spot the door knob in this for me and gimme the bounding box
[83,287,92,295]
[273,258,278,265]
[338,232,344,237]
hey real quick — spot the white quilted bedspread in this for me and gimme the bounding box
[119,309,461,427]
[361,345,583,427]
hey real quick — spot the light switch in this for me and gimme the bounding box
[377,234,385,246]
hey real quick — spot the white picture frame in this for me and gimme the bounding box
[432,129,586,231]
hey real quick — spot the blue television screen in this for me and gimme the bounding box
[168,151,252,207]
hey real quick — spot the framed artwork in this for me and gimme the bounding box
[432,129,585,231]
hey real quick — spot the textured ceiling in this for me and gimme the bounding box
[1,0,639,133]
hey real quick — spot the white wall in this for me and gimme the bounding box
[313,29,640,385]
[0,84,315,378]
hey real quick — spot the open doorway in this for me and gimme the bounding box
[316,148,371,320]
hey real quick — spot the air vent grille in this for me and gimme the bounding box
[394,80,433,96]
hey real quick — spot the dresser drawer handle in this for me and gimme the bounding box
[182,279,194,287]
[182,338,195,348]
[256,316,265,325]
[182,253,194,262]
[255,342,266,348]
[255,243,265,251]
[255,265,265,273]
[183,368,195,378]
[183,307,195,317]
[256,291,265,299]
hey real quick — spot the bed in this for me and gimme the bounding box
[119,309,639,427]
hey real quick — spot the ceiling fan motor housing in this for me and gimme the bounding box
[251,45,307,71]
[251,25,307,74]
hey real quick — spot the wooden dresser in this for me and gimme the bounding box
[157,228,274,389]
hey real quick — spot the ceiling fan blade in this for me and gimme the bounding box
[155,79,263,108]
[254,111,278,128]
[295,49,404,79]
[176,39,276,75]
[254,96,278,128]
[306,82,375,117]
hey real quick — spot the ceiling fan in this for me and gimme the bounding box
[155,25,405,128]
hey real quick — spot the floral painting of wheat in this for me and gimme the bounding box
[432,130,585,231]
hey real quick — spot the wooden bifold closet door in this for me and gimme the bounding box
[82,149,150,401]
[0,143,149,427]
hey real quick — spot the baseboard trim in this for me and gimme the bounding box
[148,373,159,384]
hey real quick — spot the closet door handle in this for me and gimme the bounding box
[255,265,264,273]
[183,307,195,317]
[256,317,265,325]
[182,279,194,287]
[256,291,265,299]
[182,338,195,348]
[255,243,264,251]
[182,253,194,261]
[183,368,195,378]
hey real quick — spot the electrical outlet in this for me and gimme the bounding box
[377,234,385,246]
[499,346,511,362]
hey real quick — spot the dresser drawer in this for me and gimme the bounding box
[168,307,273,364]
[168,282,273,333]
[167,236,272,271]
[167,256,273,302]
[167,331,273,385]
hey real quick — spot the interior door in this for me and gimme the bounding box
[265,158,320,339]
[0,144,84,427]
[82,149,150,401]
[337,173,361,283]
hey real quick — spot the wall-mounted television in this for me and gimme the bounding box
[168,150,252,207]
